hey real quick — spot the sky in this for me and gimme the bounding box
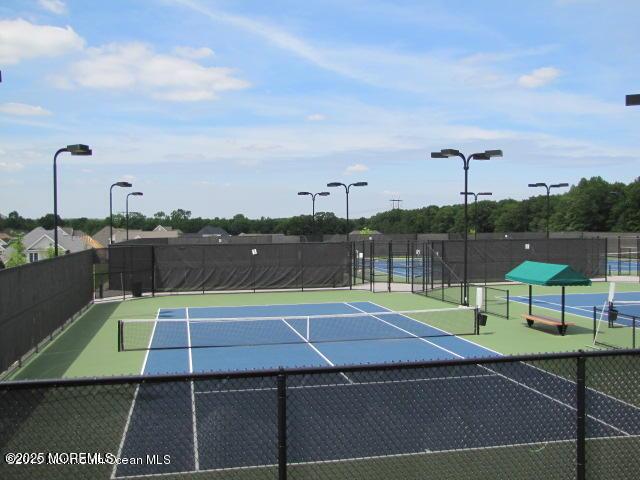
[0,0,638,220]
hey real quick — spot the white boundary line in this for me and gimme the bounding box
[195,373,498,395]
[281,318,353,384]
[350,302,630,436]
[186,307,200,471]
[111,433,640,479]
[111,308,161,479]
[510,296,636,328]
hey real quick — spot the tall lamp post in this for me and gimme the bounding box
[327,181,368,241]
[626,94,640,106]
[110,182,132,245]
[431,148,502,305]
[297,191,330,219]
[126,192,144,241]
[528,182,569,238]
[298,191,330,234]
[53,144,92,256]
[460,191,493,239]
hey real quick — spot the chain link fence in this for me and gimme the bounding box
[1,350,639,479]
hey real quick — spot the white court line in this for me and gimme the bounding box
[194,373,499,395]
[186,307,200,471]
[112,433,640,479]
[347,302,630,436]
[111,308,161,479]
[367,301,640,427]
[281,318,353,384]
[510,296,635,327]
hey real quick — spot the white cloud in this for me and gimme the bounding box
[344,163,369,175]
[62,43,250,102]
[0,18,83,64]
[173,46,215,59]
[38,0,67,15]
[306,113,326,121]
[0,162,25,172]
[517,67,561,88]
[121,174,136,183]
[0,103,52,117]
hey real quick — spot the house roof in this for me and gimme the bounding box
[93,226,182,246]
[197,225,230,236]
[505,261,592,286]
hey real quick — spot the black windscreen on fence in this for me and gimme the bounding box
[1,350,639,479]
[0,250,94,374]
[429,238,607,284]
[102,242,351,295]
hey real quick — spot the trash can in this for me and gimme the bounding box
[131,282,143,298]
[477,312,488,327]
[608,307,618,327]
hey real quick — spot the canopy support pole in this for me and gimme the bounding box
[528,285,532,315]
[561,286,566,328]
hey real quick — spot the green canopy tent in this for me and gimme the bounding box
[505,261,592,329]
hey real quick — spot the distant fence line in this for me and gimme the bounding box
[118,232,640,247]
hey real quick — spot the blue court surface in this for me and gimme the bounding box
[511,291,640,325]
[113,301,640,478]
[366,258,425,278]
[607,258,638,274]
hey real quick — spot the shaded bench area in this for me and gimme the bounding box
[506,261,591,336]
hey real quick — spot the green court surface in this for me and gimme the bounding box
[8,281,640,381]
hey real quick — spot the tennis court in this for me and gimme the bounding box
[112,301,640,478]
[510,291,640,322]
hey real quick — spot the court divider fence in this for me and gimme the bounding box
[1,349,639,479]
[0,250,94,375]
[96,242,353,299]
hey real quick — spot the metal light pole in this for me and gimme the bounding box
[126,192,143,241]
[297,191,330,219]
[626,94,640,106]
[528,182,569,238]
[327,181,368,241]
[461,191,493,239]
[432,149,502,305]
[53,144,92,256]
[110,182,132,245]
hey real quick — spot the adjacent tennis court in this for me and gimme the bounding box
[112,301,640,478]
[510,291,640,322]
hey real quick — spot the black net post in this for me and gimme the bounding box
[277,369,288,480]
[576,354,586,480]
[529,285,533,315]
[593,306,597,342]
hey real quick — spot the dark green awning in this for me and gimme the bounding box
[505,261,592,286]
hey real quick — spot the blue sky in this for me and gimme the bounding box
[0,0,638,219]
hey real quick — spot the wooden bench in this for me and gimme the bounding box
[522,314,575,336]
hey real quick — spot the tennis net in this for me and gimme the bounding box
[118,306,479,351]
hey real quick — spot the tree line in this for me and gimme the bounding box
[2,176,639,237]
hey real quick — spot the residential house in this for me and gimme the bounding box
[93,225,182,246]
[0,227,97,264]
[197,225,230,237]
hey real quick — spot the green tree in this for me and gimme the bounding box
[6,235,27,268]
